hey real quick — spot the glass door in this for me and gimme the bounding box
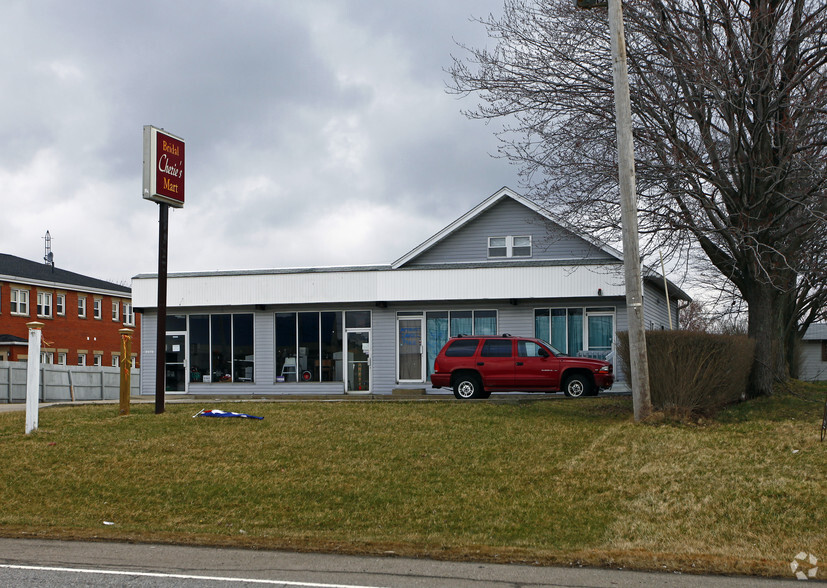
[586,311,615,359]
[165,332,187,392]
[346,330,371,393]
[398,317,424,382]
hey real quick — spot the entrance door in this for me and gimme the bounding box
[345,330,371,393]
[165,332,187,393]
[397,317,424,382]
[586,312,615,358]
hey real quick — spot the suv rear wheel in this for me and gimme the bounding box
[453,373,484,400]
[563,373,592,398]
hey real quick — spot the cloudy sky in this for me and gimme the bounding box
[1,0,520,285]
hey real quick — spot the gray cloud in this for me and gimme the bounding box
[1,0,518,282]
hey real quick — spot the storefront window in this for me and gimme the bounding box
[298,312,320,382]
[275,312,297,382]
[450,311,472,336]
[426,311,449,377]
[567,309,583,355]
[320,311,343,382]
[535,307,614,356]
[189,315,210,382]
[474,310,497,335]
[345,310,371,329]
[534,309,550,343]
[233,314,255,382]
[276,311,348,383]
[187,313,254,383]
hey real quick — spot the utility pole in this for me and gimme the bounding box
[578,0,652,420]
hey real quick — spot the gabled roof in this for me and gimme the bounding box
[0,253,130,295]
[803,324,827,340]
[391,186,690,301]
[0,334,27,345]
[391,186,623,269]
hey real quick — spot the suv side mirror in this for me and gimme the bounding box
[539,347,549,358]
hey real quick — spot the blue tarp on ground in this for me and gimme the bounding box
[193,409,263,420]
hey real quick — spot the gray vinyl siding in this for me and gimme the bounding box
[410,199,615,265]
[371,309,397,392]
[254,312,274,385]
[139,314,157,396]
[799,340,827,381]
[642,282,676,331]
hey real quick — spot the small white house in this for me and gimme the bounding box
[800,324,827,381]
[132,187,690,396]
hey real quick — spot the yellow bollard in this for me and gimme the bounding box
[119,328,134,416]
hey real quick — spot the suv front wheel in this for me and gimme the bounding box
[453,373,484,400]
[563,373,592,398]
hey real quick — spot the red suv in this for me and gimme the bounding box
[430,335,614,399]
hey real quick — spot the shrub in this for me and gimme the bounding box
[616,330,755,418]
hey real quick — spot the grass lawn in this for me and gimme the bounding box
[0,383,824,578]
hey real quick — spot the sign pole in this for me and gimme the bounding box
[143,124,184,415]
[155,202,169,414]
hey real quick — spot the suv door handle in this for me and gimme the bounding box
[516,361,524,366]
[477,362,484,366]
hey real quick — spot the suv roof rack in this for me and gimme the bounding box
[501,333,512,337]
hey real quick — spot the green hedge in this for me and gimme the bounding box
[617,330,755,417]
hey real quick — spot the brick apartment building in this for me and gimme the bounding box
[0,253,139,367]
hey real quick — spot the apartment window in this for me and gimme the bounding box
[93,298,102,320]
[123,303,135,326]
[10,289,29,316]
[37,292,53,318]
[57,353,67,365]
[78,297,87,318]
[93,354,102,367]
[78,354,86,366]
[112,300,120,321]
[112,355,120,368]
[487,235,532,258]
[56,294,66,316]
[40,352,54,364]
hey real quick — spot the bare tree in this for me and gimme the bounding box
[450,0,827,396]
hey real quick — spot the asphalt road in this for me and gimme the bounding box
[0,538,816,587]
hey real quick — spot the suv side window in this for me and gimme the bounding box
[481,339,513,357]
[445,339,480,357]
[518,341,547,357]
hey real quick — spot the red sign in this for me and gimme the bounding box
[143,126,185,208]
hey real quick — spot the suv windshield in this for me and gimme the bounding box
[534,338,566,356]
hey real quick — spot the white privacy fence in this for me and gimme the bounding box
[0,361,140,403]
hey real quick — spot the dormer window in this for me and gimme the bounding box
[488,235,532,258]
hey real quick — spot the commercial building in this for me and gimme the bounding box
[132,187,689,396]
